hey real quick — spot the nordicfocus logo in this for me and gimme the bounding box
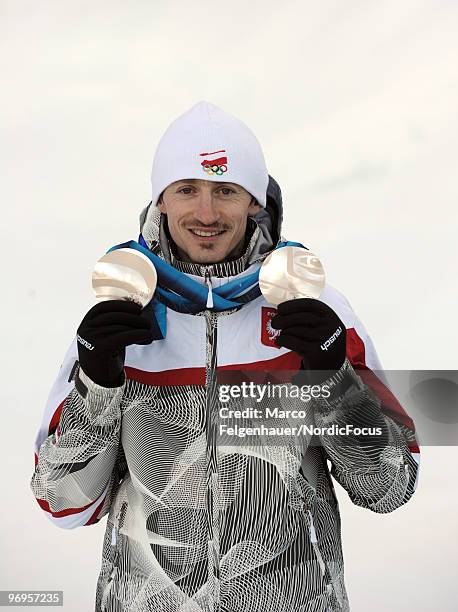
[321,326,343,351]
[77,334,95,351]
[199,149,228,175]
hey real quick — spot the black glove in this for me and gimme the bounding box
[76,300,155,388]
[270,298,346,377]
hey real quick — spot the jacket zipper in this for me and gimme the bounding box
[201,265,221,610]
[206,310,221,610]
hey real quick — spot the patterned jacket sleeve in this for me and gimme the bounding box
[312,312,420,514]
[30,337,128,529]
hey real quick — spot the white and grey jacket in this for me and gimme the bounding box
[30,176,420,612]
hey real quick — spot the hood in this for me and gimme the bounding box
[138,174,285,276]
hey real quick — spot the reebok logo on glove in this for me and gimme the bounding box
[77,334,95,351]
[320,326,343,351]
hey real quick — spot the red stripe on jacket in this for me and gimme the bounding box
[48,400,65,436]
[34,495,105,519]
[125,352,303,386]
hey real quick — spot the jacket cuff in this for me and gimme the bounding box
[318,358,365,409]
[73,364,125,424]
[75,365,125,396]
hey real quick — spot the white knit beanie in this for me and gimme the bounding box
[150,101,269,208]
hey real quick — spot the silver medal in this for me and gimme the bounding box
[92,248,157,307]
[259,246,325,306]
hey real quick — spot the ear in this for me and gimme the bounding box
[157,199,167,214]
[248,201,262,216]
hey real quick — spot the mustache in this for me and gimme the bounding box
[184,222,231,231]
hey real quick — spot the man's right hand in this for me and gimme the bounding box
[76,300,155,388]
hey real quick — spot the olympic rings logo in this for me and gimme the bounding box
[202,163,228,176]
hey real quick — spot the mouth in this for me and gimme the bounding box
[188,228,227,241]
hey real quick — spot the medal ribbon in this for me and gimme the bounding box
[106,237,306,339]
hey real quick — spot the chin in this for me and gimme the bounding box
[177,237,241,265]
[181,242,228,263]
[191,251,226,264]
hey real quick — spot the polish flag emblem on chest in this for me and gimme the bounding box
[261,307,281,348]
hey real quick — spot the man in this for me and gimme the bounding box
[31,101,420,612]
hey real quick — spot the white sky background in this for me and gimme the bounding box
[1,1,457,610]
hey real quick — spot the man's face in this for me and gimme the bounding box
[157,179,262,264]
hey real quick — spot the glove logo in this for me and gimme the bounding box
[77,334,95,351]
[261,307,281,348]
[320,326,343,351]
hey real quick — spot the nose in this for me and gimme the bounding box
[194,190,221,226]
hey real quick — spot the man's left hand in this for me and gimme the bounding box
[270,298,347,373]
